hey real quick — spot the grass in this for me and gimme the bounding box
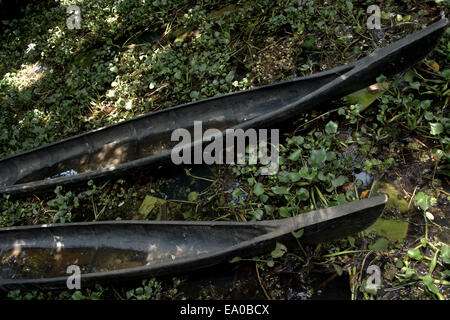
[0,0,449,300]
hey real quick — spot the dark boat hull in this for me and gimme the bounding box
[0,19,447,197]
[0,195,387,289]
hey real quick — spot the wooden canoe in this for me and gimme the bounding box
[0,18,447,197]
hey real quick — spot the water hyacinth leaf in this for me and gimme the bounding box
[369,237,389,252]
[288,172,302,182]
[250,209,264,221]
[136,195,165,219]
[299,166,317,181]
[326,151,337,161]
[422,275,443,299]
[230,257,241,263]
[288,149,302,161]
[278,171,290,183]
[430,122,443,135]
[336,193,347,205]
[187,191,198,202]
[332,175,347,188]
[253,183,265,196]
[414,192,432,211]
[288,136,304,145]
[296,188,309,201]
[348,236,355,247]
[318,172,328,181]
[407,247,422,261]
[225,70,234,83]
[309,149,327,166]
[264,205,275,215]
[259,194,269,203]
[325,121,338,134]
[72,291,85,300]
[271,242,287,259]
[433,149,444,160]
[424,111,434,121]
[441,69,450,80]
[420,237,428,247]
[279,206,290,218]
[272,186,289,195]
[232,188,242,198]
[333,264,343,276]
[441,245,450,264]
[292,229,304,239]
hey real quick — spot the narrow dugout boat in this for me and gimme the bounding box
[0,195,387,289]
[0,18,447,197]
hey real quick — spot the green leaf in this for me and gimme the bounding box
[325,121,338,134]
[430,122,443,135]
[271,242,287,258]
[279,206,290,218]
[331,175,347,188]
[292,229,304,239]
[309,149,327,166]
[253,183,265,196]
[250,209,264,221]
[232,188,242,197]
[424,111,434,121]
[414,192,431,211]
[259,194,269,203]
[422,275,442,299]
[348,236,355,247]
[135,287,144,296]
[288,136,304,145]
[333,263,343,276]
[230,256,241,263]
[376,74,387,83]
[225,71,235,83]
[441,69,450,80]
[296,188,309,201]
[407,247,422,261]
[288,172,301,182]
[345,0,353,11]
[190,91,199,99]
[288,149,302,161]
[430,250,438,274]
[187,191,198,202]
[71,291,85,300]
[441,245,450,264]
[264,205,275,215]
[368,237,389,252]
[126,290,134,299]
[137,195,165,219]
[271,186,289,195]
[298,167,316,181]
[404,70,415,83]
